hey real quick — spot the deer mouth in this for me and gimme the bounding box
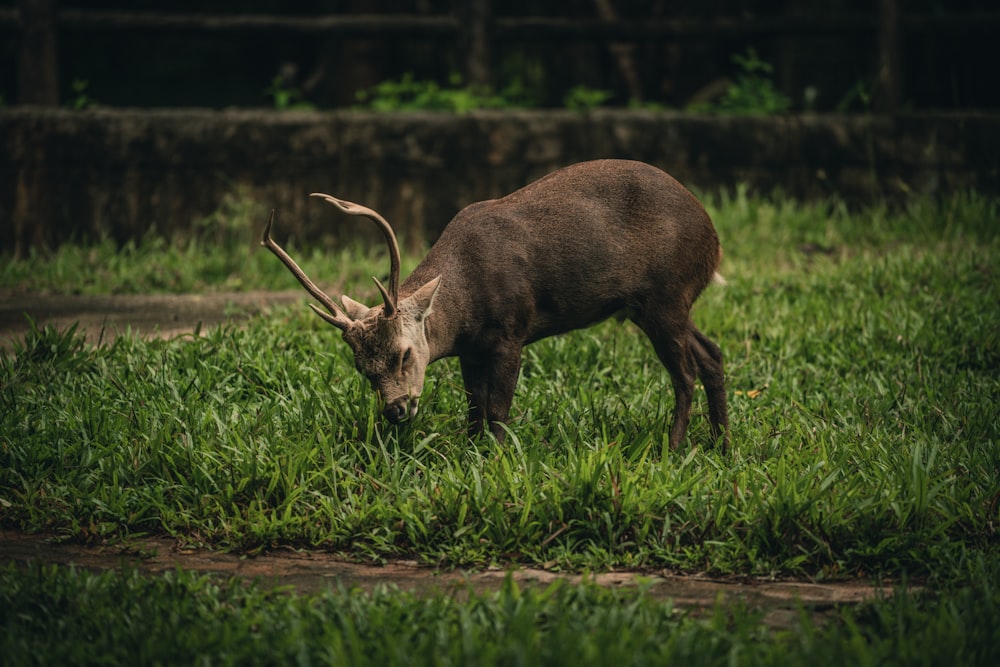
[382,397,419,424]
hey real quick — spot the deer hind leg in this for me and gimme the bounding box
[689,323,729,449]
[459,344,522,442]
[634,309,698,450]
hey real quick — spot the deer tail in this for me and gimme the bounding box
[711,245,726,286]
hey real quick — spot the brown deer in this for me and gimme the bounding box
[262,159,729,449]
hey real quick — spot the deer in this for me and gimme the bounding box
[261,159,729,449]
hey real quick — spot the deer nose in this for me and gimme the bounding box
[382,400,409,424]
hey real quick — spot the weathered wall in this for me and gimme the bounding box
[2,108,998,256]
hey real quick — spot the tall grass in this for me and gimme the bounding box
[1,190,997,577]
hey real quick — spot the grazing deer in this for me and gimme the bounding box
[262,159,728,448]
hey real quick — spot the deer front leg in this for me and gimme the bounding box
[459,344,522,441]
[459,356,490,437]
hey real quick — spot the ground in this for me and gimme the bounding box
[1,530,898,629]
[0,291,911,624]
[0,289,303,350]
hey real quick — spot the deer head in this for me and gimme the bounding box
[261,194,440,424]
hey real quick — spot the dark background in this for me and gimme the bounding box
[2,0,997,112]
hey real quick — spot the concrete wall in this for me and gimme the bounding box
[3,108,998,256]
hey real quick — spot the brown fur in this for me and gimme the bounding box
[265,159,729,448]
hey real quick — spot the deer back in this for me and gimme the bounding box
[403,159,721,355]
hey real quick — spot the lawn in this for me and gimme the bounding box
[1,188,998,664]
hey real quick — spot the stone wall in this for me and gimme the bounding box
[3,108,997,256]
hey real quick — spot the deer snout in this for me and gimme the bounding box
[382,397,419,424]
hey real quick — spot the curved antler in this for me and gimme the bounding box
[310,193,401,319]
[260,210,353,331]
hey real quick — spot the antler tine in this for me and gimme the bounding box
[310,192,401,318]
[260,210,353,331]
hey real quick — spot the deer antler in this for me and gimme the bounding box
[310,193,401,319]
[260,210,354,331]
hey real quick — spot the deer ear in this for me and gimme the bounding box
[410,276,441,321]
[341,295,372,321]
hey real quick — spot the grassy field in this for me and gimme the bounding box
[2,559,998,667]
[2,188,998,664]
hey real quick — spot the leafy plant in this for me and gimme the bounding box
[496,51,547,108]
[69,78,97,110]
[690,48,791,114]
[563,85,614,111]
[836,79,874,113]
[355,72,509,113]
[355,74,616,112]
[264,75,315,111]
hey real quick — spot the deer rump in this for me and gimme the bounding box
[263,159,729,449]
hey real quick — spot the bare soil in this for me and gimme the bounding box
[1,530,903,629]
[0,292,913,625]
[0,289,304,350]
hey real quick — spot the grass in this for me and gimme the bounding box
[1,188,998,663]
[3,558,1000,667]
[0,192,409,296]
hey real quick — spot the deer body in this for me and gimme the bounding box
[263,159,729,448]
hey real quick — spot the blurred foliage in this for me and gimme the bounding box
[687,49,791,115]
[69,79,98,110]
[3,1,995,110]
[264,75,316,111]
[563,85,614,111]
[354,73,510,112]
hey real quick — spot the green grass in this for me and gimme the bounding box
[1,189,998,662]
[0,192,409,296]
[2,189,996,574]
[3,557,1000,666]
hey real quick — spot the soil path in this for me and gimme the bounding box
[0,289,304,350]
[1,530,899,628]
[1,292,910,626]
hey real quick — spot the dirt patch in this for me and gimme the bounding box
[0,530,905,629]
[0,290,304,350]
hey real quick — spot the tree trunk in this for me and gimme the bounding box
[17,0,59,105]
[460,0,493,88]
[874,0,901,112]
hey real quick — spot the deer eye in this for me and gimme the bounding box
[401,348,412,368]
